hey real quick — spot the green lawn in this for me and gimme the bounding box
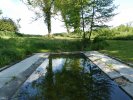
[101,40,133,63]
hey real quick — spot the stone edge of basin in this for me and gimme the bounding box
[1,51,133,99]
[83,51,133,99]
[0,53,49,99]
[102,52,133,68]
[0,54,35,72]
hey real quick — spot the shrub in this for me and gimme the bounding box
[91,36,109,50]
[0,18,18,32]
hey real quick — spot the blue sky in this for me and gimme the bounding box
[0,0,133,35]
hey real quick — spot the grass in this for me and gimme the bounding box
[0,30,133,68]
[101,40,133,63]
[1,37,133,68]
[0,37,83,68]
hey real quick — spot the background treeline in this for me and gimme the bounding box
[0,17,20,37]
[93,24,133,40]
[53,24,133,40]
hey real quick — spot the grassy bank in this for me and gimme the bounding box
[0,37,82,68]
[101,40,133,63]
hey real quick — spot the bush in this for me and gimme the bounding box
[0,18,18,32]
[91,36,109,50]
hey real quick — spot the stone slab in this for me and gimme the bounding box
[84,51,133,98]
[92,60,122,79]
[0,53,44,77]
[0,53,48,92]
[0,77,12,88]
[12,59,49,99]
[121,83,133,98]
[0,53,49,99]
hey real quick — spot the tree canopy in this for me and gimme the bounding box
[22,0,116,39]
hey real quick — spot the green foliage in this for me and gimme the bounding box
[92,28,115,39]
[0,31,18,38]
[0,37,82,68]
[91,36,109,50]
[55,0,82,33]
[83,0,116,40]
[53,32,82,38]
[93,25,133,40]
[0,18,18,32]
[111,25,133,40]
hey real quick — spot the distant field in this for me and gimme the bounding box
[101,40,133,64]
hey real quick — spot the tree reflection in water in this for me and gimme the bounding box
[31,55,112,100]
[17,55,133,100]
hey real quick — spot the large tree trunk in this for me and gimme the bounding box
[89,0,95,40]
[47,14,51,37]
[45,9,51,37]
[43,0,54,37]
[81,0,86,49]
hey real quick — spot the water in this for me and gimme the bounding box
[13,54,132,100]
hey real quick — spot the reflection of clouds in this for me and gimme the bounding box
[52,59,66,73]
[18,59,49,98]
[24,59,49,84]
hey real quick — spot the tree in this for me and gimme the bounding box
[54,0,82,33]
[54,0,70,33]
[22,0,54,36]
[83,0,116,40]
[80,0,89,46]
[0,18,18,32]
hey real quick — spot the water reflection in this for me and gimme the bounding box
[15,54,131,100]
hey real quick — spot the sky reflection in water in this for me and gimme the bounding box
[14,54,131,100]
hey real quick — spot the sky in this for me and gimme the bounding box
[0,0,133,35]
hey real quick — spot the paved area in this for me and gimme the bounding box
[84,51,133,98]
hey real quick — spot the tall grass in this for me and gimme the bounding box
[0,37,82,68]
